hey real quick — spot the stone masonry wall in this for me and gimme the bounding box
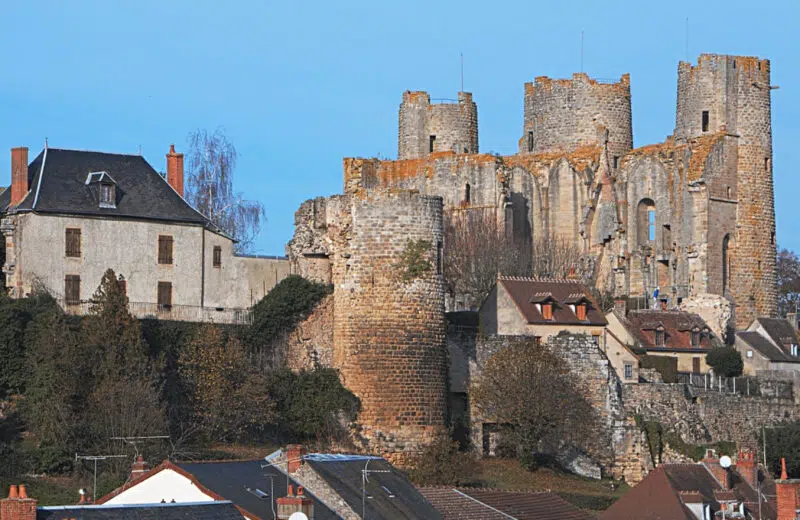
[398,91,478,159]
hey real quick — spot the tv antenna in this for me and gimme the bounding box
[460,52,464,92]
[110,435,170,457]
[361,459,391,520]
[580,30,584,73]
[75,453,128,502]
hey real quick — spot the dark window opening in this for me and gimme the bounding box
[436,241,443,275]
[637,199,657,246]
[429,135,436,153]
[662,224,671,251]
[465,183,471,203]
[772,231,776,245]
[64,275,80,305]
[65,228,81,258]
[691,330,700,348]
[527,131,534,152]
[702,111,709,132]
[655,329,665,347]
[613,156,619,169]
[158,235,173,265]
[118,277,127,297]
[213,246,222,268]
[693,356,701,373]
[158,281,172,310]
[727,186,732,199]
[722,234,730,294]
[765,157,770,172]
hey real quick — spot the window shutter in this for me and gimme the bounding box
[64,275,80,304]
[158,236,173,264]
[158,281,172,308]
[65,228,81,257]
[213,246,222,267]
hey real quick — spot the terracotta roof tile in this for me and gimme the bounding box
[498,277,607,326]
[419,487,593,520]
[625,310,715,351]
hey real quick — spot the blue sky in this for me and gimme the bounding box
[1,1,797,255]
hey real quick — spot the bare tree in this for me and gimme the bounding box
[185,129,266,254]
[443,210,585,309]
[777,247,800,318]
[471,337,598,470]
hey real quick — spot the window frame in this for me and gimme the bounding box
[213,245,222,268]
[691,329,701,348]
[65,228,82,258]
[64,274,81,305]
[157,281,172,310]
[702,110,710,132]
[624,363,633,380]
[542,303,553,320]
[576,303,587,321]
[655,329,666,347]
[158,235,174,265]
[99,183,115,207]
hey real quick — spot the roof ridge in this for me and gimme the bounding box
[47,146,143,157]
[498,274,573,283]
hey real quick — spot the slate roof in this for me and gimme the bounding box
[419,487,594,520]
[97,459,337,520]
[755,317,800,350]
[601,463,776,520]
[302,453,443,519]
[497,276,607,326]
[0,148,225,235]
[738,331,800,363]
[37,501,243,519]
[623,310,714,351]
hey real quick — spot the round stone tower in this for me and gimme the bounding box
[676,54,776,324]
[398,91,478,159]
[333,190,447,464]
[521,73,632,164]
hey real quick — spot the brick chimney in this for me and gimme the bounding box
[10,147,29,207]
[703,449,730,489]
[130,455,149,481]
[276,484,314,520]
[776,458,800,520]
[736,448,758,490]
[166,144,184,197]
[0,485,37,520]
[286,444,306,474]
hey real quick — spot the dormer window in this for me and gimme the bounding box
[655,329,666,347]
[691,329,701,348]
[542,303,553,320]
[576,303,587,321]
[100,183,115,207]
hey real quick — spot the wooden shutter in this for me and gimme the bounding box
[542,303,553,320]
[157,282,172,308]
[213,246,222,267]
[64,275,80,304]
[158,235,173,264]
[65,228,81,257]
[576,304,587,321]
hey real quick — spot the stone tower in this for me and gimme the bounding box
[675,54,777,325]
[398,91,478,159]
[521,73,633,165]
[334,189,448,464]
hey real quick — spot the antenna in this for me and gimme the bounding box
[685,17,689,61]
[580,30,584,73]
[361,459,392,520]
[75,453,128,502]
[110,435,170,458]
[44,137,48,149]
[460,52,464,92]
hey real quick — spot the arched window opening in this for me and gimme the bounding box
[722,234,730,295]
[465,183,471,204]
[637,198,657,247]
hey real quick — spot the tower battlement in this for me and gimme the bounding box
[398,90,478,159]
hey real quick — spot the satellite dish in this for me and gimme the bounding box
[288,513,309,520]
[720,455,732,469]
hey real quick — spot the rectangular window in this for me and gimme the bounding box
[100,184,115,206]
[702,111,709,132]
[692,356,701,374]
[624,363,633,380]
[65,228,81,257]
[691,330,700,348]
[213,246,222,268]
[576,304,587,321]
[542,303,553,320]
[64,275,80,304]
[613,156,619,169]
[436,241,443,275]
[648,210,656,242]
[429,135,436,153]
[157,281,172,310]
[158,235,173,265]
[747,350,753,358]
[527,131,534,152]
[765,157,771,172]
[655,330,665,347]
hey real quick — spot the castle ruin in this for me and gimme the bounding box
[287,53,779,462]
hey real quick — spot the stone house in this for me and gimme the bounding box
[606,309,717,374]
[0,145,289,324]
[478,275,608,347]
[735,318,800,375]
[604,309,642,383]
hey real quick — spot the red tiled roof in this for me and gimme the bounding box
[419,487,594,520]
[624,310,714,351]
[498,276,607,326]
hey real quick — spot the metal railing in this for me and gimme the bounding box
[675,371,793,399]
[57,299,253,325]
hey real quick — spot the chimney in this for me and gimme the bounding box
[130,455,149,481]
[276,484,314,520]
[736,448,758,489]
[10,147,29,207]
[1,484,37,520]
[166,144,184,197]
[777,458,800,520]
[703,449,730,490]
[286,444,306,474]
[614,298,627,317]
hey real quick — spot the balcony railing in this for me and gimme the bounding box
[57,299,253,325]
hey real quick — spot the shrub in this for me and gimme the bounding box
[396,239,432,282]
[706,347,744,377]
[408,433,475,486]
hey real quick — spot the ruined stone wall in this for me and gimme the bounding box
[398,91,478,159]
[521,73,632,166]
[285,294,335,371]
